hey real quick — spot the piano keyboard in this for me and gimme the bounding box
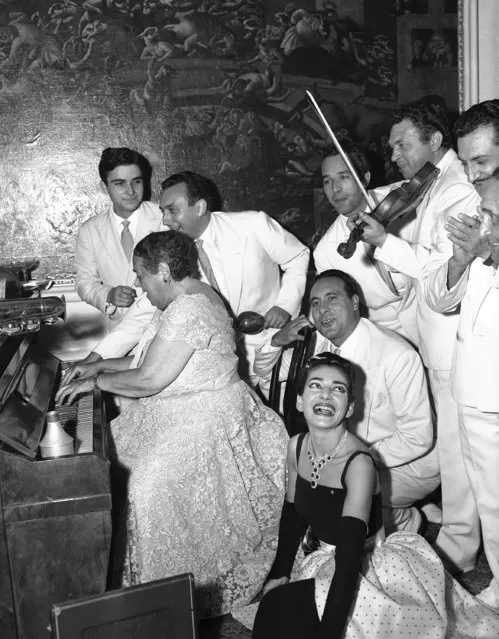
[54,390,94,454]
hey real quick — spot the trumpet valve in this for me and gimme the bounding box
[26,318,41,331]
[1,322,22,335]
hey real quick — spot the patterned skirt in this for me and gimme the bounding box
[233,532,499,638]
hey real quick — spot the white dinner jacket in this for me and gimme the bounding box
[93,209,309,360]
[75,201,163,324]
[373,149,480,369]
[422,243,499,412]
[255,318,433,470]
[202,210,309,319]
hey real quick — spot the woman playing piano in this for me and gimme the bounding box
[56,230,288,617]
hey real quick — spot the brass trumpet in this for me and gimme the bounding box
[0,297,66,336]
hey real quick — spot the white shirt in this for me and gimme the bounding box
[373,149,480,369]
[112,207,141,241]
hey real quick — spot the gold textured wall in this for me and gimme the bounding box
[0,0,457,282]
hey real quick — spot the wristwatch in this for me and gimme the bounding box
[104,302,117,316]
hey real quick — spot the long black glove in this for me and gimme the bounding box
[267,499,308,580]
[317,515,367,639]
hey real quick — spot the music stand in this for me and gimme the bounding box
[50,573,198,639]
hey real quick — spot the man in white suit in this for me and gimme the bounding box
[254,270,440,533]
[75,147,163,328]
[313,140,417,344]
[349,97,480,574]
[421,101,499,610]
[81,171,309,387]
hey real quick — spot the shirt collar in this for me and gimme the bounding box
[330,320,361,359]
[112,206,141,235]
[197,216,215,245]
[313,319,362,359]
[435,148,457,173]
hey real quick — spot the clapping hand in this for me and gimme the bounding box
[445,210,493,266]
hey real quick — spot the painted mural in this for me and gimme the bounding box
[0,0,457,280]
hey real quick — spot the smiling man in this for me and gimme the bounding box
[454,99,499,196]
[75,147,163,328]
[158,171,309,386]
[420,102,499,610]
[255,269,440,533]
[349,96,482,574]
[79,170,309,388]
[313,141,416,343]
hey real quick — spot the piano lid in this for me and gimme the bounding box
[0,335,59,459]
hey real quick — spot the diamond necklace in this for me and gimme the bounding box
[307,430,348,489]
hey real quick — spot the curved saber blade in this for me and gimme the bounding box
[305,90,375,211]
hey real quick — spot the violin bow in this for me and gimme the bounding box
[305,90,375,212]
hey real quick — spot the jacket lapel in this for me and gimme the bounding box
[212,215,246,314]
[135,203,161,243]
[355,321,376,441]
[472,285,492,327]
[100,210,131,276]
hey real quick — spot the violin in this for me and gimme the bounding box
[305,90,440,259]
[337,162,439,258]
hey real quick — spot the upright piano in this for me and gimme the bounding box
[0,333,112,639]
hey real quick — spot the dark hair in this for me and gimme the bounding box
[322,139,370,186]
[454,99,499,144]
[160,171,223,213]
[98,147,153,184]
[134,230,194,281]
[297,352,356,402]
[391,94,453,149]
[311,269,361,300]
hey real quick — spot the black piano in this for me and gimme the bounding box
[0,333,112,639]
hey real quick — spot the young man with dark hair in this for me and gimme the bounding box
[75,147,163,328]
[313,140,416,343]
[76,171,309,388]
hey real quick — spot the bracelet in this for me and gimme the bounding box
[93,374,100,390]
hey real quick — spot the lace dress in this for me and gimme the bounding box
[110,294,288,616]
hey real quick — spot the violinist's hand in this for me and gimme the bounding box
[56,377,94,405]
[346,211,363,231]
[264,306,291,329]
[271,315,313,348]
[354,212,387,248]
[261,577,289,597]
